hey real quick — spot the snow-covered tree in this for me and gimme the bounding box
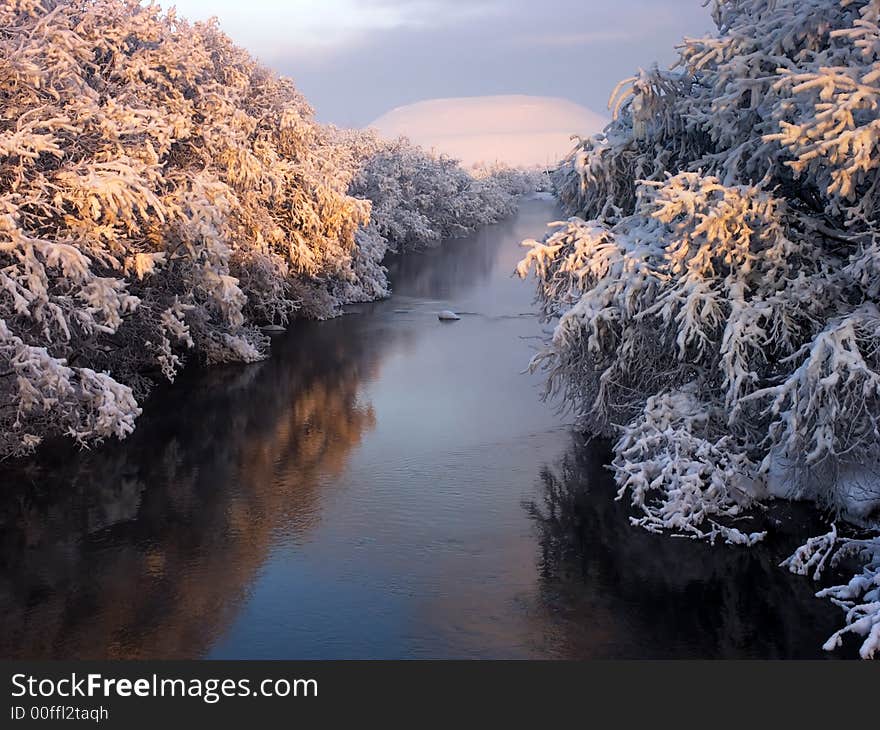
[343,132,537,254]
[0,0,531,459]
[519,0,880,657]
[0,0,373,456]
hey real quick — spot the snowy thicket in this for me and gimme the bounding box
[0,0,529,459]
[342,131,542,254]
[0,0,368,456]
[518,0,880,657]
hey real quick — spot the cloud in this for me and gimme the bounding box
[163,0,498,58]
[516,30,644,47]
[167,0,714,126]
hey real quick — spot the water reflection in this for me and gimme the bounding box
[525,435,848,658]
[0,318,395,659]
[386,218,515,301]
[3,197,839,660]
[0,201,541,660]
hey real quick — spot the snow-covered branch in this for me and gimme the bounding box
[0,0,530,457]
[519,0,880,656]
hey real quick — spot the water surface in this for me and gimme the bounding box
[0,198,848,658]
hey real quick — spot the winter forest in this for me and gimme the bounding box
[1,0,879,661]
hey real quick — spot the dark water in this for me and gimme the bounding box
[0,198,850,659]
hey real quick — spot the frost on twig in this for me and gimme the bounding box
[783,528,880,658]
[614,385,766,546]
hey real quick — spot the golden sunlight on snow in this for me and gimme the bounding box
[368,95,608,168]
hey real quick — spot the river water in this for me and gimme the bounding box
[0,198,848,659]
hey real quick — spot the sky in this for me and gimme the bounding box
[163,0,714,127]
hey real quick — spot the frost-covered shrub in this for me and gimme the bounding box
[0,0,382,456]
[345,133,532,254]
[519,0,880,657]
[1,0,528,459]
[783,525,880,658]
[471,162,553,196]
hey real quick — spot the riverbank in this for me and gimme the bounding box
[0,198,850,659]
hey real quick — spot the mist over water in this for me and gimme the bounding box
[0,198,845,659]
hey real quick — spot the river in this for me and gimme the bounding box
[0,197,847,659]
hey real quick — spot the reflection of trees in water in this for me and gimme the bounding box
[0,317,398,659]
[385,198,562,304]
[525,435,848,658]
[386,221,508,301]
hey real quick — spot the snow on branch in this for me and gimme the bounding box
[0,0,531,457]
[519,0,880,656]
